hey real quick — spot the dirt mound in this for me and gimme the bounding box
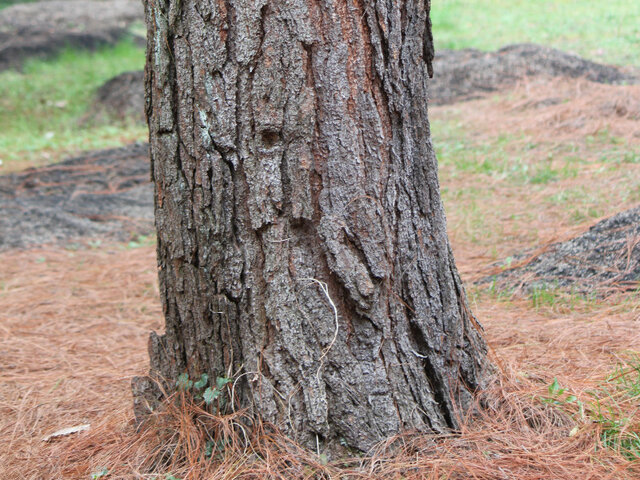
[485,206,640,294]
[86,69,145,123]
[0,0,144,71]
[431,44,639,105]
[0,143,153,250]
[85,44,640,122]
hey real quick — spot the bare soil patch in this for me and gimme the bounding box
[0,143,152,250]
[0,0,143,71]
[431,43,639,105]
[85,69,145,123]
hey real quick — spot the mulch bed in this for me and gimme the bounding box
[483,206,640,294]
[0,143,153,250]
[431,43,638,105]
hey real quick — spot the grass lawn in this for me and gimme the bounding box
[0,39,147,172]
[432,0,640,67]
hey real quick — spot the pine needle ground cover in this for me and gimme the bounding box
[1,0,640,478]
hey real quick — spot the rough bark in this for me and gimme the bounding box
[135,0,490,453]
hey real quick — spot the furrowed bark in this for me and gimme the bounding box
[134,0,491,453]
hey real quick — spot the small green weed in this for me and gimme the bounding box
[90,467,109,479]
[530,284,598,311]
[529,164,558,185]
[530,283,561,309]
[203,376,233,406]
[622,151,640,164]
[126,234,156,250]
[570,207,602,224]
[469,282,514,305]
[175,372,233,412]
[88,240,103,249]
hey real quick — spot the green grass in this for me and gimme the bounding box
[432,0,640,67]
[0,38,147,171]
[0,0,37,8]
[473,280,603,313]
[431,117,579,186]
[543,360,640,460]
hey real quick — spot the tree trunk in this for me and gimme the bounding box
[134,0,490,453]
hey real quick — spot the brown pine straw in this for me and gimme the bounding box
[1,241,639,479]
[439,77,640,145]
[2,75,640,478]
[0,244,162,479]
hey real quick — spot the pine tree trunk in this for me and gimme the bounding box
[134,0,490,453]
